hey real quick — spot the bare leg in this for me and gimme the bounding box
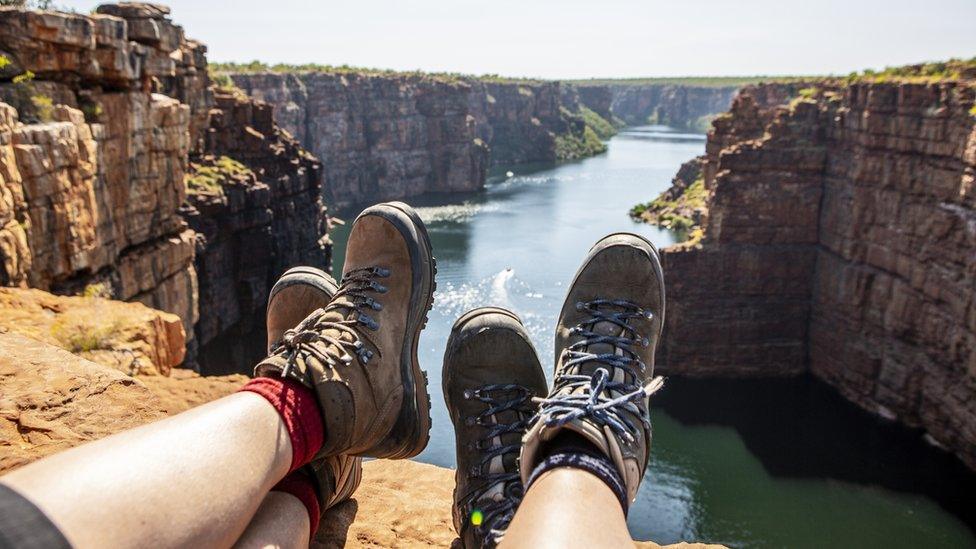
[233,492,310,549]
[501,468,634,549]
[1,392,292,549]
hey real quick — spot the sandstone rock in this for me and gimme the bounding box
[0,332,165,473]
[0,287,185,376]
[656,78,976,470]
[232,72,489,209]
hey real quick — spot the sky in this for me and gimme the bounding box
[59,0,976,80]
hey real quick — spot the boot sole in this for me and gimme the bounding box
[358,202,435,459]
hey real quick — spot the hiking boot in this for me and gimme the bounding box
[308,453,363,511]
[255,201,436,459]
[266,266,339,353]
[520,233,666,504]
[266,267,363,510]
[444,308,548,548]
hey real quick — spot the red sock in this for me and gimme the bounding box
[239,377,325,472]
[272,469,321,538]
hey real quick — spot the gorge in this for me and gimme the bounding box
[2,1,975,547]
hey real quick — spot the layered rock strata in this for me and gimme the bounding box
[231,72,610,207]
[182,89,329,373]
[655,79,976,470]
[231,72,489,209]
[1,5,331,371]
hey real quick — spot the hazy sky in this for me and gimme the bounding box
[60,0,975,79]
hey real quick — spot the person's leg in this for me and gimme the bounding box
[503,233,667,548]
[501,468,633,549]
[233,492,310,549]
[0,391,295,549]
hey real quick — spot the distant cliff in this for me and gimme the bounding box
[648,68,976,470]
[230,71,608,208]
[575,83,738,132]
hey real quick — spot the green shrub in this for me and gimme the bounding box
[30,94,53,121]
[51,315,120,353]
[580,106,617,140]
[187,155,254,195]
[12,70,34,84]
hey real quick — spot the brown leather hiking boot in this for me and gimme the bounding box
[266,266,339,352]
[256,202,436,459]
[444,308,548,548]
[266,267,363,511]
[520,233,665,504]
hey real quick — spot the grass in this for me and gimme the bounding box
[50,314,120,353]
[555,125,606,160]
[847,57,976,84]
[580,106,617,140]
[568,76,815,88]
[187,156,253,195]
[30,94,53,122]
[630,175,707,231]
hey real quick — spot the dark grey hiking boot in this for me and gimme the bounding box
[520,233,666,504]
[444,308,548,548]
[266,267,363,511]
[256,201,436,459]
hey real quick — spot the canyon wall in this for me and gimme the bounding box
[0,5,201,344]
[231,72,489,209]
[231,72,608,208]
[656,78,976,469]
[182,89,330,373]
[576,83,739,132]
[0,5,330,371]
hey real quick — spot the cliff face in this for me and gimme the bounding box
[576,84,738,132]
[0,5,331,372]
[182,90,329,373]
[0,6,201,344]
[657,79,976,470]
[232,72,489,209]
[231,72,610,208]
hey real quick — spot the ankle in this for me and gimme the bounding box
[271,468,321,538]
[527,432,629,514]
[239,377,325,472]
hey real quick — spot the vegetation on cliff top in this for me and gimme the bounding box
[848,57,976,83]
[631,175,707,231]
[210,61,547,85]
[568,76,814,88]
[580,106,617,140]
[187,156,254,196]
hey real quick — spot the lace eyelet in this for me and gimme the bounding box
[463,389,474,400]
[371,267,390,277]
[368,280,388,293]
[575,301,585,311]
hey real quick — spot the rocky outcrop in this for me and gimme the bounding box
[230,71,611,207]
[576,84,738,132]
[0,5,332,371]
[0,5,205,347]
[0,286,185,376]
[656,78,976,470]
[231,72,489,209]
[0,331,165,473]
[182,89,330,373]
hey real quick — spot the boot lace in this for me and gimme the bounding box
[461,383,536,547]
[273,266,390,379]
[533,299,664,443]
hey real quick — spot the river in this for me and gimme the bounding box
[330,126,976,548]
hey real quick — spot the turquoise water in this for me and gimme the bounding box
[330,127,976,548]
